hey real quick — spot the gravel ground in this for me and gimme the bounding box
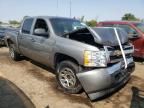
[0,47,144,108]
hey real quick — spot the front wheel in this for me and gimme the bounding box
[9,44,20,61]
[56,61,82,94]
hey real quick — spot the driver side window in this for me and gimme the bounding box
[33,19,49,37]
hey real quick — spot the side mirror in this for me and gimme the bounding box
[34,28,48,37]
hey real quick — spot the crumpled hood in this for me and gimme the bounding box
[88,27,128,46]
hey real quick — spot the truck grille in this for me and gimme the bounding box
[105,44,133,64]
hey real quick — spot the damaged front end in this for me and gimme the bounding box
[77,56,135,100]
[69,27,135,100]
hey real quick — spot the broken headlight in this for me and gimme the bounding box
[84,51,107,67]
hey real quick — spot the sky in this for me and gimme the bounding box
[0,0,143,22]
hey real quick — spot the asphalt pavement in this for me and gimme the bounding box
[0,77,35,108]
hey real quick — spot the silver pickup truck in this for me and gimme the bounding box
[5,16,135,100]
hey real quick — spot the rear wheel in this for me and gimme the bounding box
[56,61,82,94]
[9,44,20,61]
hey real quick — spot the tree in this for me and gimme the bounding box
[85,20,97,27]
[0,21,2,24]
[9,20,20,25]
[122,13,140,21]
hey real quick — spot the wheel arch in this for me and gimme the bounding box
[6,39,14,47]
[54,53,80,69]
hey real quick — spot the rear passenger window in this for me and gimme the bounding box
[22,18,33,34]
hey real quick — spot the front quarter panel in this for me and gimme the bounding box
[54,36,99,66]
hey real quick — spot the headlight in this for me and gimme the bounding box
[84,51,107,67]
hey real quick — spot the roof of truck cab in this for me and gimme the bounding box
[99,21,141,25]
[24,16,77,20]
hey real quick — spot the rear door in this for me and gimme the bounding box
[18,18,34,57]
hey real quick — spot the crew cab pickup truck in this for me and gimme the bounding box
[5,16,135,100]
[98,21,144,58]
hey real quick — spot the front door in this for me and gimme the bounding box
[29,18,55,66]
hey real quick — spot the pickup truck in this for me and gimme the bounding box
[5,16,135,100]
[98,21,144,58]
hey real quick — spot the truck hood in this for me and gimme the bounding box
[88,27,128,46]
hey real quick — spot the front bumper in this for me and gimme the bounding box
[77,57,135,100]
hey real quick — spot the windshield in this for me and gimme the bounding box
[135,23,144,33]
[50,18,85,36]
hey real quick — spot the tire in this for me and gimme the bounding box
[9,44,20,61]
[56,61,82,94]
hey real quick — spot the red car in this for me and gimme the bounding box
[98,21,144,58]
